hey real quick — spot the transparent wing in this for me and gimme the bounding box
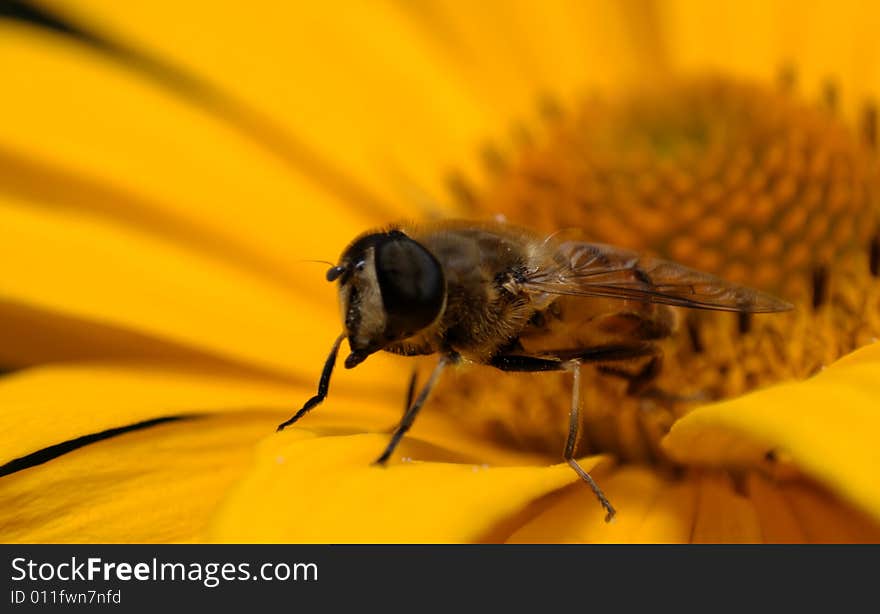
[524,241,793,313]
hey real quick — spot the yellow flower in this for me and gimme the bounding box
[1,0,880,543]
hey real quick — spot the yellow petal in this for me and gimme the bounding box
[0,299,286,369]
[506,466,880,543]
[207,432,581,543]
[0,365,290,467]
[35,0,494,207]
[773,0,880,118]
[506,465,698,543]
[660,0,880,119]
[0,195,406,389]
[659,0,783,82]
[0,363,545,474]
[664,342,880,521]
[691,472,762,543]
[0,22,387,287]
[0,412,271,543]
[745,472,806,543]
[781,480,880,543]
[397,0,663,111]
[745,473,880,543]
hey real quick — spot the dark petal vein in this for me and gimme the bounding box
[0,415,194,477]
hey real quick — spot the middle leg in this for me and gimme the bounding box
[374,355,449,465]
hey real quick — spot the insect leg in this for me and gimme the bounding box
[384,368,419,434]
[489,349,619,520]
[374,356,448,465]
[404,368,418,414]
[488,342,656,372]
[489,354,564,372]
[276,332,346,432]
[552,342,657,363]
[564,361,616,523]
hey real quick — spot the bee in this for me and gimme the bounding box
[277,220,792,521]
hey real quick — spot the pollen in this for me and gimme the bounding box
[434,76,880,466]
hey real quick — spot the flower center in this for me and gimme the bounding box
[433,76,880,465]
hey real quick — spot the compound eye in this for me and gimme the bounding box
[375,236,445,339]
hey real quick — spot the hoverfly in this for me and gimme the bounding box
[278,220,792,521]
